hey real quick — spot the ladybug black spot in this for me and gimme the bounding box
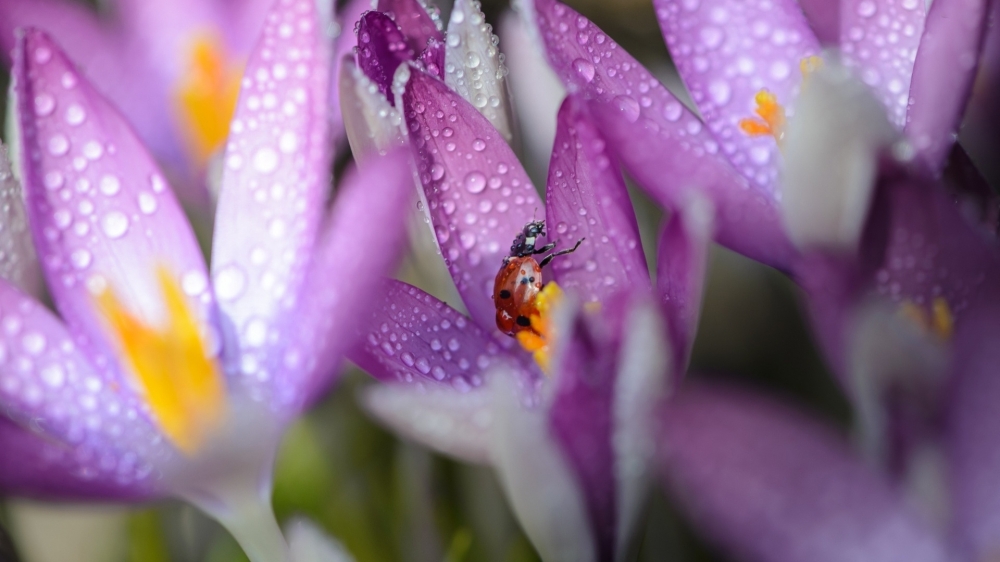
[516,315,531,327]
[499,290,512,299]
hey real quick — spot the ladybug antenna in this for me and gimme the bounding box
[539,237,585,268]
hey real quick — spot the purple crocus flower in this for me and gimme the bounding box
[344,61,712,561]
[0,0,412,559]
[516,0,992,271]
[0,0,368,208]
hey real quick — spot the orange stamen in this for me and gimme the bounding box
[738,89,787,142]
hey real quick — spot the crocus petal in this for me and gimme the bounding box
[349,279,537,389]
[545,95,649,304]
[0,143,40,295]
[287,517,356,562]
[905,0,991,172]
[948,302,1000,560]
[781,59,897,252]
[13,30,209,356]
[653,0,821,189]
[340,57,406,163]
[418,37,445,78]
[400,66,544,332]
[357,11,416,105]
[0,0,110,67]
[329,0,375,139]
[210,0,331,398]
[525,0,797,269]
[377,0,444,55]
[612,301,671,560]
[656,193,713,373]
[278,151,414,409]
[0,417,154,501]
[0,278,171,491]
[444,0,514,141]
[491,368,597,562]
[839,0,926,129]
[797,0,839,44]
[361,382,492,464]
[659,383,954,562]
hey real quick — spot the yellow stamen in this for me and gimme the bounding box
[96,267,225,454]
[799,55,823,76]
[898,297,954,341]
[738,89,787,143]
[515,282,564,373]
[173,33,244,166]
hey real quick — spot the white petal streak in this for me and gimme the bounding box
[0,143,40,295]
[340,58,405,163]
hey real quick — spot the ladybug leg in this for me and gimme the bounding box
[539,238,585,268]
[531,242,557,256]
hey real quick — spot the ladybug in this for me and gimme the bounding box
[492,220,584,337]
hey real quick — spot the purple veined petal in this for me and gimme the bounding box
[781,59,897,252]
[653,0,821,190]
[545,95,649,305]
[356,11,416,105]
[659,383,954,562]
[0,0,109,67]
[840,0,926,129]
[0,278,173,490]
[0,144,41,296]
[400,66,544,332]
[348,279,540,391]
[330,0,375,137]
[277,151,415,410]
[361,383,492,464]
[377,0,444,55]
[656,193,714,374]
[418,36,446,78]
[905,0,992,173]
[444,0,514,141]
[947,301,1000,560]
[210,0,331,398]
[612,300,671,559]
[490,367,597,562]
[13,30,211,359]
[340,57,407,163]
[525,0,798,270]
[0,416,157,501]
[798,0,840,44]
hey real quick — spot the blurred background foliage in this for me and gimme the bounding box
[0,0,853,560]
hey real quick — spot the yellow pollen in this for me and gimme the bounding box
[96,267,225,454]
[898,297,954,341]
[173,33,244,166]
[515,282,564,373]
[738,89,787,143]
[799,55,823,76]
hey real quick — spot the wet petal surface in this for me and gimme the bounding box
[357,11,416,105]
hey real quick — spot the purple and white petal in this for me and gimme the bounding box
[278,152,414,410]
[340,57,406,163]
[654,0,821,188]
[545,95,649,304]
[781,59,897,252]
[400,67,543,332]
[361,383,492,464]
[330,0,375,136]
[839,0,926,129]
[905,0,992,172]
[797,0,840,44]
[0,278,172,489]
[377,0,444,55]
[444,0,514,141]
[0,144,40,295]
[490,368,597,562]
[348,279,538,390]
[525,0,798,269]
[659,383,954,562]
[0,417,157,501]
[356,11,416,105]
[656,193,713,373]
[418,37,445,78]
[13,30,210,357]
[211,0,331,398]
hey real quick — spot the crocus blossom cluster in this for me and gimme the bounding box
[0,0,412,560]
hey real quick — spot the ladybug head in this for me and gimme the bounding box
[510,220,546,257]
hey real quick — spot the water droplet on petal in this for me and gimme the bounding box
[65,104,86,126]
[572,58,596,82]
[253,147,279,173]
[98,175,121,196]
[101,212,128,238]
[214,265,247,301]
[47,135,69,156]
[614,95,641,123]
[34,94,55,116]
[464,171,487,193]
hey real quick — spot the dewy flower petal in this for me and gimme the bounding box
[0,143,40,295]
[659,383,954,562]
[905,0,992,171]
[545,95,649,305]
[444,0,514,141]
[211,0,331,399]
[339,57,406,163]
[357,11,417,105]
[653,0,821,190]
[376,0,444,56]
[523,0,797,269]
[839,0,926,129]
[400,66,543,330]
[13,29,212,363]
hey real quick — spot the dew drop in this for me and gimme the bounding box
[70,248,92,269]
[34,94,55,116]
[214,266,247,301]
[137,192,157,214]
[98,175,121,196]
[472,138,487,152]
[65,104,86,126]
[253,147,279,173]
[101,212,128,239]
[47,135,69,156]
[614,95,641,123]
[464,171,487,193]
[572,58,596,82]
